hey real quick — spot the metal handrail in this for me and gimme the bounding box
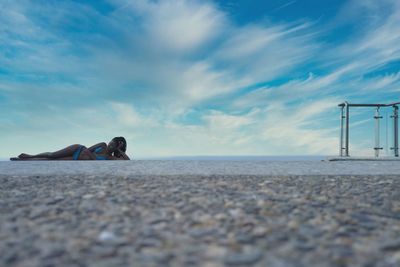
[338,102,400,107]
[338,101,399,157]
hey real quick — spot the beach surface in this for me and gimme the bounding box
[1,160,400,266]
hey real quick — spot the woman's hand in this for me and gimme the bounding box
[115,148,130,160]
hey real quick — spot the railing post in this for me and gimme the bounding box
[374,107,383,157]
[339,105,344,156]
[345,101,350,157]
[393,105,399,157]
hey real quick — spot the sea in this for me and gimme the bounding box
[136,155,327,161]
[0,155,328,161]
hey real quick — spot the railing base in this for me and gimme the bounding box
[327,156,400,161]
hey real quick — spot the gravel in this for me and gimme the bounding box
[1,161,400,266]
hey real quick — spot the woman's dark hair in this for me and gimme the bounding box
[112,136,127,157]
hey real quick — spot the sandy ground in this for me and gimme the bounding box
[1,161,400,266]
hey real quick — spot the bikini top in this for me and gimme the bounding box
[94,147,107,160]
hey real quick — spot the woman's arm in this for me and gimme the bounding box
[87,142,107,152]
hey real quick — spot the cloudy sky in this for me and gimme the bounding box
[1,0,399,158]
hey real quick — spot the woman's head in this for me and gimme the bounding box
[108,136,127,156]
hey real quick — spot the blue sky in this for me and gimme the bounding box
[1,0,399,158]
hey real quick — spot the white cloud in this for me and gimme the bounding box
[142,0,225,53]
[213,21,318,82]
[109,101,159,128]
[203,110,256,130]
[361,72,400,92]
[216,26,282,60]
[325,0,400,77]
[258,98,340,154]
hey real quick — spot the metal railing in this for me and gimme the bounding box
[338,101,400,157]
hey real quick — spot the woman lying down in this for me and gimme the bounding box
[10,137,130,161]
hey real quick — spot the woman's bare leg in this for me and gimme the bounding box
[18,144,81,159]
[10,157,65,161]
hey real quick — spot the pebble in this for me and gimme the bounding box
[294,241,316,251]
[204,245,227,259]
[137,238,163,248]
[380,239,400,251]
[46,195,64,205]
[235,233,254,244]
[228,209,242,218]
[287,220,299,230]
[252,226,268,238]
[82,194,94,199]
[224,247,262,265]
[98,231,117,242]
[188,228,217,238]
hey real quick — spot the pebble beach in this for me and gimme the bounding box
[1,160,400,267]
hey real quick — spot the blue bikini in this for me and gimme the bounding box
[73,145,85,160]
[72,145,107,160]
[93,147,107,160]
